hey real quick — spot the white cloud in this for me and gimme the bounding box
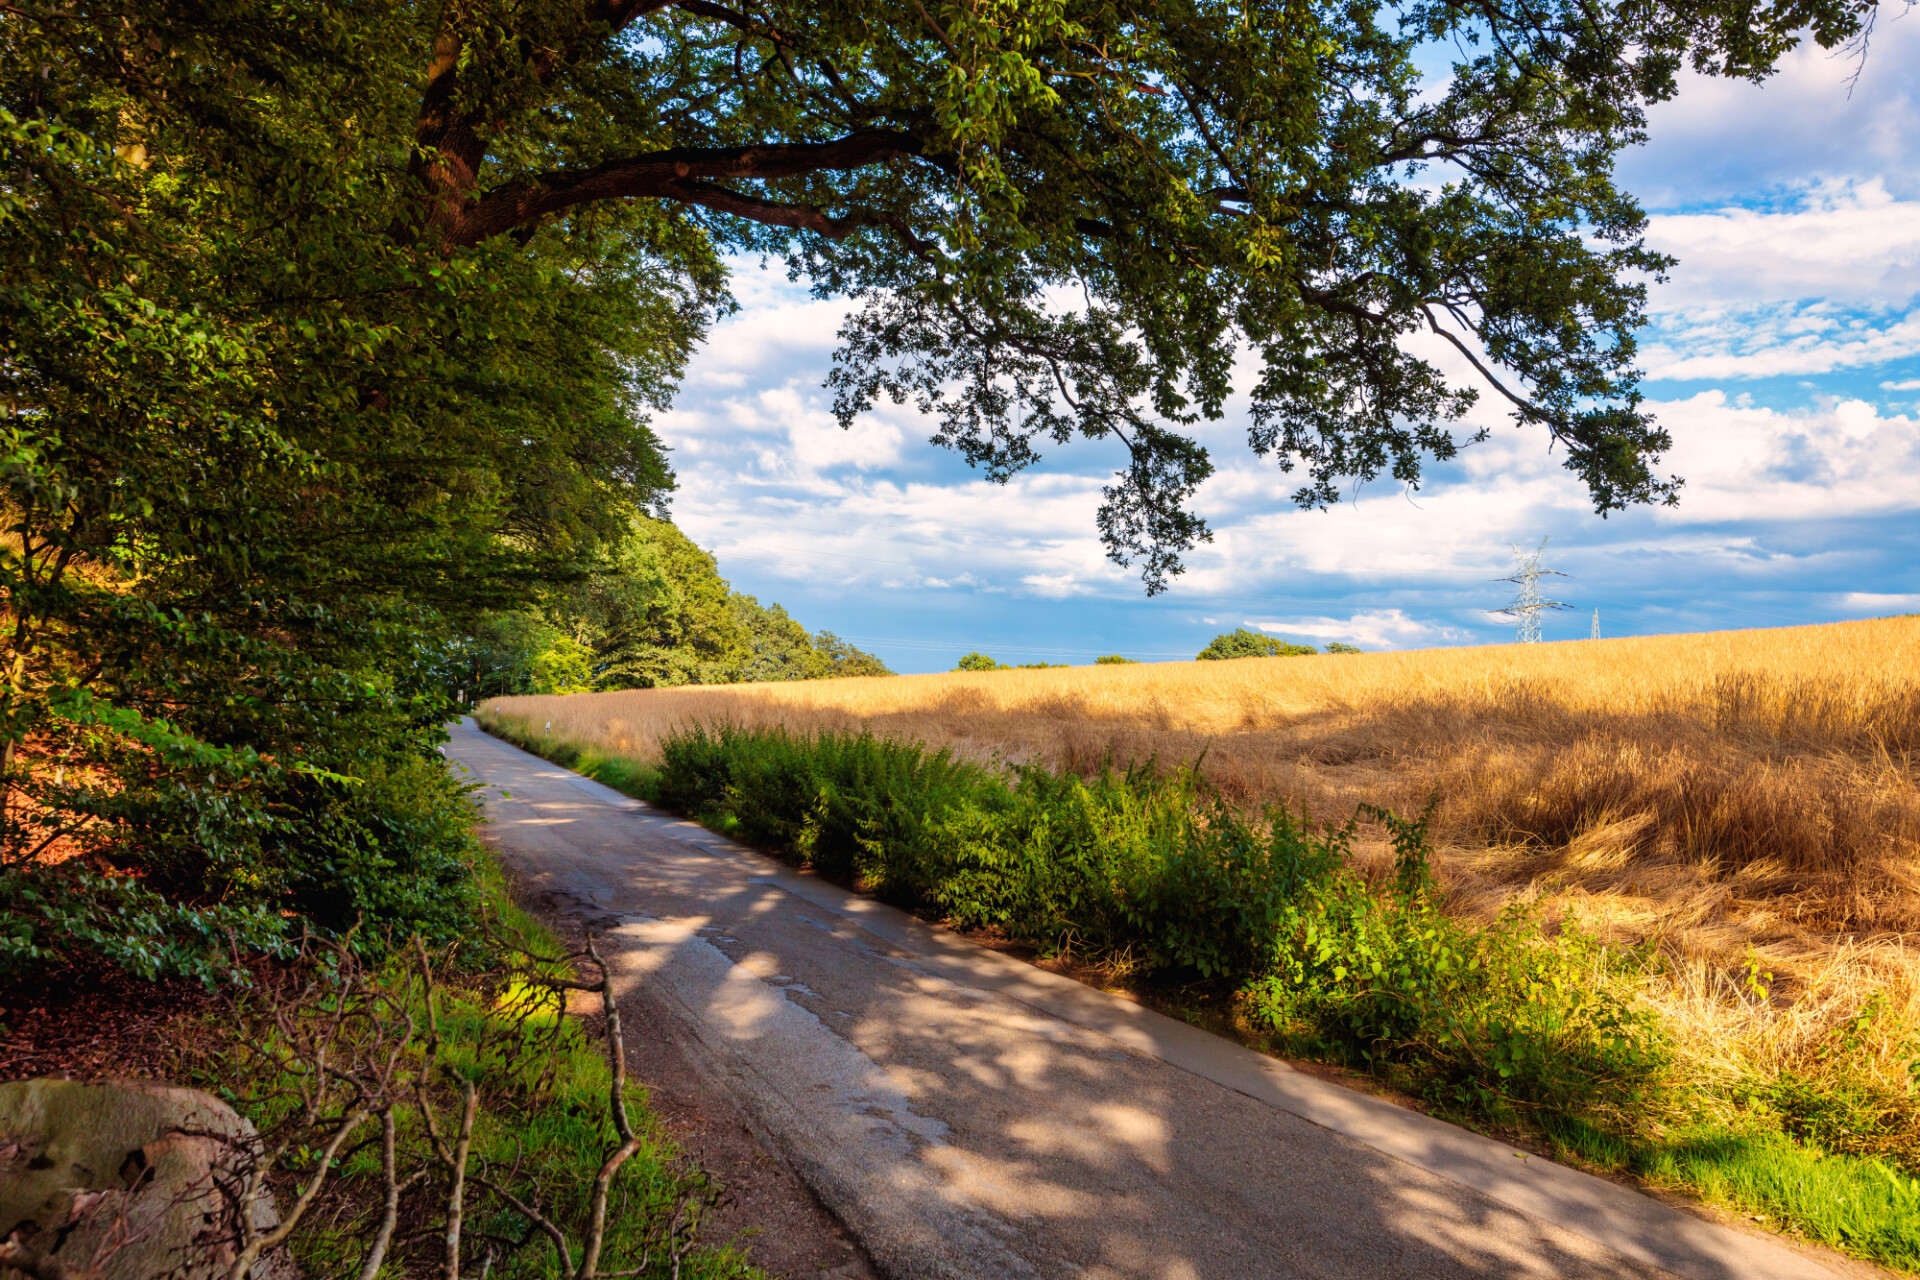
[1837,592,1920,613]
[1244,609,1476,649]
[1646,180,1920,309]
[1651,391,1920,521]
[1643,306,1920,381]
[1622,18,1920,207]
[1021,573,1091,598]
[1636,181,1920,379]
[1883,379,1920,391]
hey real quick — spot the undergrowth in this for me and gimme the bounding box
[202,851,764,1280]
[480,712,1920,1271]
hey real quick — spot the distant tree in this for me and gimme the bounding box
[1095,655,1139,665]
[575,518,748,688]
[487,516,891,688]
[1197,630,1319,660]
[815,633,896,679]
[1016,662,1069,670]
[528,636,597,694]
[955,653,1008,672]
[1325,642,1365,655]
[729,598,892,681]
[732,596,831,682]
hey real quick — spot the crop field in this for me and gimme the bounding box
[491,617,1918,951]
[486,617,1920,1254]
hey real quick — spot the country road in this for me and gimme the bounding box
[446,719,1849,1280]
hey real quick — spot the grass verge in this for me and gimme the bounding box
[194,842,763,1280]
[480,708,1920,1272]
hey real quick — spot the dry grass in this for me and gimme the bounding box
[486,616,1920,1053]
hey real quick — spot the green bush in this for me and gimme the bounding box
[653,725,1668,1133]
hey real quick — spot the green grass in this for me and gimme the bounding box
[1640,1128,1920,1268]
[482,714,665,805]
[203,843,764,1280]
[477,711,1920,1274]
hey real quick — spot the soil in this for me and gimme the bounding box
[0,956,221,1083]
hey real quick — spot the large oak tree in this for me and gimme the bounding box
[384,0,1866,588]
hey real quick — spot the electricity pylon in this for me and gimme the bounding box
[1495,538,1572,643]
[1591,609,1600,641]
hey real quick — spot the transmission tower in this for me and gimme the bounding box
[1591,609,1600,641]
[1495,538,1573,643]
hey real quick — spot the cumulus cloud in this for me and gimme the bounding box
[1245,609,1476,649]
[1021,573,1091,598]
[1619,17,1920,206]
[1646,180,1920,309]
[1839,592,1920,613]
[1652,392,1920,521]
[1637,182,1920,380]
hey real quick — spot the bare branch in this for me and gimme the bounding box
[1419,303,1549,426]
[226,1106,371,1280]
[355,1108,406,1280]
[442,1082,478,1280]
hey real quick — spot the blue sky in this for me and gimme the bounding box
[653,20,1920,673]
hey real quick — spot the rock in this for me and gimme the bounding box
[0,1079,297,1280]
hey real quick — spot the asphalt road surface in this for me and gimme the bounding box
[447,719,1847,1280]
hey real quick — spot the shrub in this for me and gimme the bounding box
[653,724,1669,1134]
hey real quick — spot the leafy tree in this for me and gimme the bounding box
[1095,655,1139,665]
[529,636,598,694]
[487,515,891,689]
[44,0,1850,594]
[815,632,896,678]
[1198,630,1319,660]
[1325,642,1364,655]
[549,517,743,688]
[955,652,1008,672]
[0,5,716,977]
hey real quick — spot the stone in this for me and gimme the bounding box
[0,1079,297,1280]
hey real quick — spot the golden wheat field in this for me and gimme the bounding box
[487,616,1920,1087]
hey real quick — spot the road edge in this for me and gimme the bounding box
[454,719,1851,1280]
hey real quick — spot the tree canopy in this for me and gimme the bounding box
[467,517,892,695]
[2,0,1855,592]
[1198,629,1318,659]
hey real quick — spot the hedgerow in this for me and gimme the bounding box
[652,723,1670,1137]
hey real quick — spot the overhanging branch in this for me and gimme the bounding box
[448,130,922,245]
